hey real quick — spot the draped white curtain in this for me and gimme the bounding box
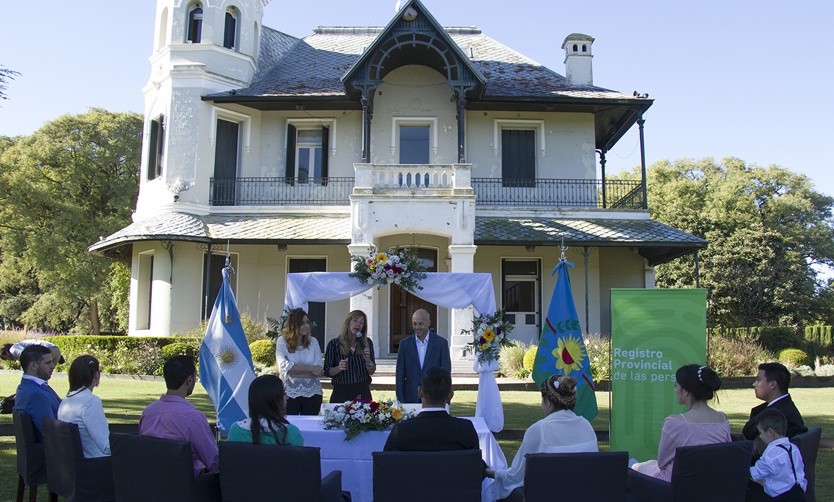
[283,271,503,432]
[284,272,496,314]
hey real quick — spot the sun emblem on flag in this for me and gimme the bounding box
[217,345,240,370]
[552,335,586,375]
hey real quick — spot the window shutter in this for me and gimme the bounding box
[321,125,329,185]
[285,124,296,184]
[224,13,236,49]
[147,119,160,180]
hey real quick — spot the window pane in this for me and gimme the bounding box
[297,129,322,146]
[224,12,236,49]
[297,149,310,179]
[311,147,322,178]
[504,280,535,312]
[399,126,430,164]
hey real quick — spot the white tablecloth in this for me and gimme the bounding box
[287,415,508,502]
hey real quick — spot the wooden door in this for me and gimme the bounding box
[389,248,437,353]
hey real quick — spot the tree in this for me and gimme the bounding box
[0,65,20,102]
[646,157,834,328]
[0,108,142,333]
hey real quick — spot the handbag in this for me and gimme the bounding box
[0,394,15,414]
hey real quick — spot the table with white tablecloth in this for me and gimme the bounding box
[287,415,508,502]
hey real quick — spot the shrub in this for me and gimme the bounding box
[499,342,529,379]
[40,335,200,375]
[777,348,811,368]
[161,342,200,361]
[250,339,276,366]
[176,311,268,345]
[584,333,611,382]
[523,345,538,374]
[709,334,774,377]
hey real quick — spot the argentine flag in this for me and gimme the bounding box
[532,260,598,421]
[199,265,255,434]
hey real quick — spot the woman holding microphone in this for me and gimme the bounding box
[323,310,375,403]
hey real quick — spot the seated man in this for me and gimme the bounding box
[13,344,61,439]
[139,355,219,476]
[384,366,481,454]
[742,362,807,456]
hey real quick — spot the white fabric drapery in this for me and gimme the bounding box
[284,272,496,315]
[283,271,503,432]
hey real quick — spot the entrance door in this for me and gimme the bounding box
[389,248,437,354]
[502,260,540,346]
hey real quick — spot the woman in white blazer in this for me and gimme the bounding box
[57,355,111,457]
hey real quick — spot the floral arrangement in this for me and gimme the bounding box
[322,398,415,441]
[349,246,427,290]
[462,310,515,364]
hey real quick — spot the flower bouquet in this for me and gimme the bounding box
[349,246,427,290]
[462,310,515,364]
[322,398,415,441]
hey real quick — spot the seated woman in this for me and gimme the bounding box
[487,375,598,500]
[56,355,111,457]
[631,364,731,481]
[228,375,304,446]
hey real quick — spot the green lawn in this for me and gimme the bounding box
[1,374,831,501]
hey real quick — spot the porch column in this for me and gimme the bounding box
[448,245,478,359]
[347,243,376,345]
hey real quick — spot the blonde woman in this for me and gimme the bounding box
[275,308,324,415]
[323,310,375,403]
[487,375,598,500]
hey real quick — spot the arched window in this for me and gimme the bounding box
[572,44,578,52]
[187,5,203,43]
[224,11,238,50]
[581,44,587,53]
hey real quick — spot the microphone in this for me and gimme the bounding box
[356,331,365,350]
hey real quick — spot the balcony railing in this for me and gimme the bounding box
[471,178,644,209]
[209,177,354,206]
[208,176,644,209]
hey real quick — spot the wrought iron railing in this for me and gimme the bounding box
[208,176,644,209]
[471,178,644,209]
[209,177,354,206]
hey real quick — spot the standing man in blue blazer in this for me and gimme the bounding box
[396,309,451,403]
[13,344,61,440]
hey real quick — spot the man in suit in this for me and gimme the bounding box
[13,344,61,440]
[385,366,480,453]
[742,362,807,455]
[395,309,451,403]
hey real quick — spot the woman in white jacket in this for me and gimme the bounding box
[57,355,110,457]
[487,375,598,500]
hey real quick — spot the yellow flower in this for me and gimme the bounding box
[480,343,490,351]
[375,253,388,263]
[391,408,403,420]
[482,328,495,342]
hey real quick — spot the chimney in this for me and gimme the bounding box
[562,33,595,86]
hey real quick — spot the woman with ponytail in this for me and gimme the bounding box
[631,364,731,481]
[487,374,598,500]
[57,355,111,457]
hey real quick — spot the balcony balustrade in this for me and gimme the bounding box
[209,170,643,209]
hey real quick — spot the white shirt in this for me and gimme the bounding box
[57,387,111,458]
[493,410,598,499]
[11,339,57,358]
[750,437,807,497]
[275,336,323,398]
[415,333,429,368]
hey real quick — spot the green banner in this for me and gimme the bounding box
[609,288,707,461]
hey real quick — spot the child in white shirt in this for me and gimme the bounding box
[750,408,807,501]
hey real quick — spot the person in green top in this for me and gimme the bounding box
[227,375,304,446]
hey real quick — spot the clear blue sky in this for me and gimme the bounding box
[1,1,832,196]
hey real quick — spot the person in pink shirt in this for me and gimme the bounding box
[139,356,219,476]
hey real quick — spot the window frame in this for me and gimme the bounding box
[223,10,238,50]
[146,115,165,180]
[186,5,203,44]
[391,116,438,159]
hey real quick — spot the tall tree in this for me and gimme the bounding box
[647,157,834,327]
[0,108,142,333]
[0,65,20,102]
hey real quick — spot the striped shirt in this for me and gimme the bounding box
[323,337,375,386]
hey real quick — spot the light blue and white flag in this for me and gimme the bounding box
[199,265,255,434]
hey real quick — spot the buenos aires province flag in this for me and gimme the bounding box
[199,266,255,434]
[531,260,598,421]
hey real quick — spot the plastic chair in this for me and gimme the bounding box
[626,440,754,502]
[522,451,628,502]
[791,427,821,502]
[12,409,56,502]
[373,449,483,502]
[110,432,220,502]
[218,442,344,502]
[42,417,114,501]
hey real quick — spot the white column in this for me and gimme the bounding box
[448,245,478,359]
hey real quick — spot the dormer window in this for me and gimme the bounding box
[187,6,202,44]
[224,11,238,50]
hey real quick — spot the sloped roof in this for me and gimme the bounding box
[92,213,703,265]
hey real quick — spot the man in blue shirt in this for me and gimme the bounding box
[13,344,61,440]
